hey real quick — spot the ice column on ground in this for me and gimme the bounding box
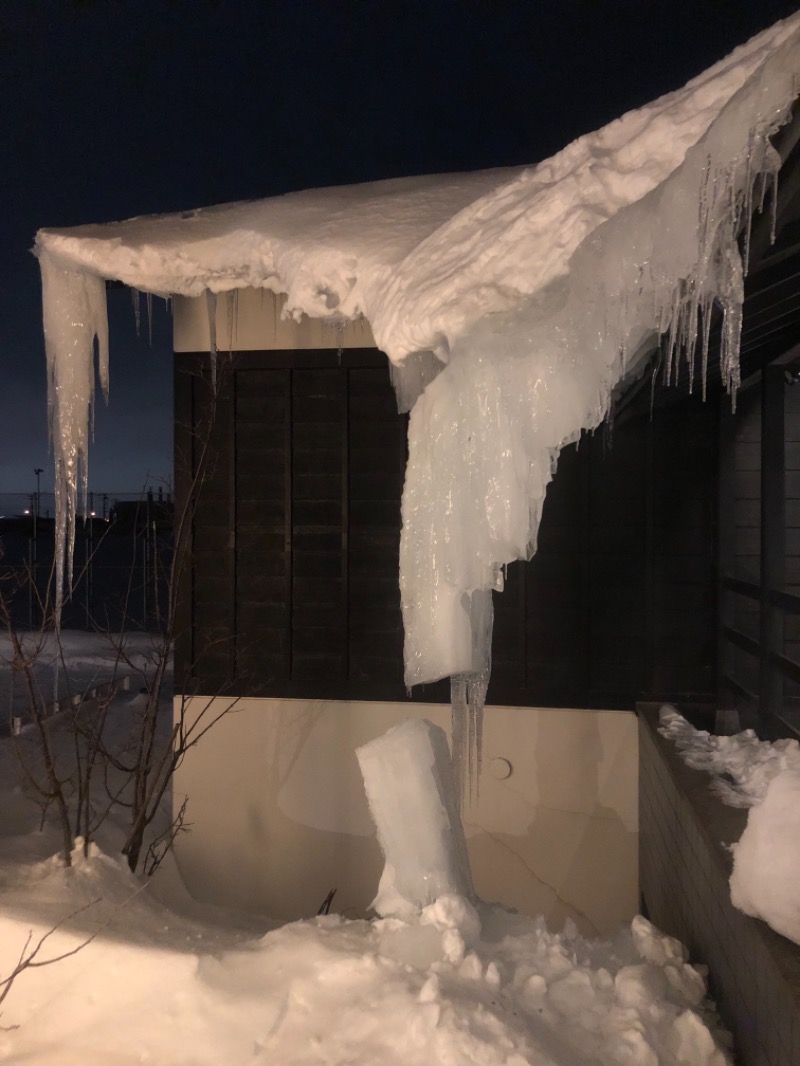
[356,718,474,919]
[38,250,109,618]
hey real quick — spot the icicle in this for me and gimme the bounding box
[146,291,153,346]
[205,290,218,388]
[450,675,468,809]
[649,350,662,418]
[226,290,239,352]
[700,295,713,402]
[447,589,492,808]
[131,289,141,336]
[467,673,488,806]
[742,131,756,276]
[769,167,780,245]
[334,319,347,365]
[37,249,108,623]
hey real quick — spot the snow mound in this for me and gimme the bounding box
[0,648,733,1064]
[730,770,800,945]
[0,842,734,1066]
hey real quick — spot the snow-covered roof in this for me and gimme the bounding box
[35,13,800,369]
[34,14,800,736]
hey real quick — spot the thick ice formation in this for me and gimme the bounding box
[356,718,473,917]
[34,14,800,795]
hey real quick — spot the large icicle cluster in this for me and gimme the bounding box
[34,13,800,799]
[398,22,800,793]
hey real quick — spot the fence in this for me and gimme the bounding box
[0,491,172,631]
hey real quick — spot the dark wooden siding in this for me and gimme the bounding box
[176,350,409,700]
[719,359,800,733]
[176,348,719,709]
[491,394,717,708]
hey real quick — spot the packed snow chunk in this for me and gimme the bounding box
[614,964,670,1011]
[599,1027,659,1066]
[356,718,473,917]
[730,769,800,944]
[420,893,481,965]
[659,705,800,806]
[375,918,448,970]
[421,893,481,944]
[631,913,688,966]
[547,969,596,1014]
[667,1010,732,1066]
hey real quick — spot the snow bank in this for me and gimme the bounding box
[0,848,734,1066]
[34,15,800,794]
[0,643,732,1064]
[659,706,800,947]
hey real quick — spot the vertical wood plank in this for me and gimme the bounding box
[761,365,786,716]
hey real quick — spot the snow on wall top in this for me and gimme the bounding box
[34,13,800,708]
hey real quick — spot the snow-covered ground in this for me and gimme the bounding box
[0,633,735,1065]
[0,629,167,734]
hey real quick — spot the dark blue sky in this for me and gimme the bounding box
[2,0,799,495]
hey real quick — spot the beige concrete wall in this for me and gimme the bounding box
[172,697,638,937]
[173,289,376,352]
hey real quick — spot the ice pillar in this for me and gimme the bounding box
[356,718,474,918]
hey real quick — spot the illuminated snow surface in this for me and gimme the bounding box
[35,12,800,795]
[0,635,734,1066]
[659,706,800,947]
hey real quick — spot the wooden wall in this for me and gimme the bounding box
[175,349,718,708]
[719,363,800,732]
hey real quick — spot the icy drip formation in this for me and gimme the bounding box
[399,29,800,799]
[38,250,109,617]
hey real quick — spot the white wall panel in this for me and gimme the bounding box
[173,698,638,936]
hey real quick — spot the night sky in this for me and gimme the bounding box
[3,0,799,498]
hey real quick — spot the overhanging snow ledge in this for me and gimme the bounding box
[33,12,800,801]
